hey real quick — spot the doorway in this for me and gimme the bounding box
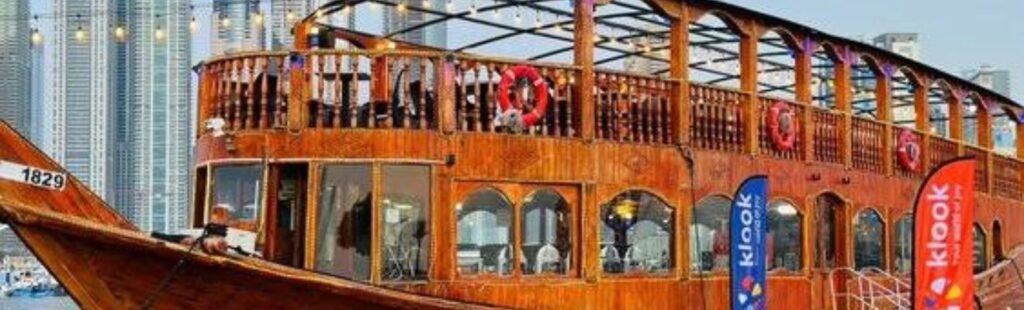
[266,163,308,268]
[813,193,846,309]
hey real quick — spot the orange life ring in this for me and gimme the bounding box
[897,129,921,172]
[768,101,798,151]
[497,65,549,128]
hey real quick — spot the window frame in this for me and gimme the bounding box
[205,162,268,233]
[891,214,913,275]
[601,189,677,279]
[690,194,732,277]
[766,198,805,276]
[851,207,887,272]
[452,182,581,281]
[972,222,989,274]
[520,188,575,279]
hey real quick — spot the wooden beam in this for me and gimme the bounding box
[794,40,814,162]
[833,48,853,168]
[574,0,596,141]
[289,22,312,132]
[740,26,759,155]
[669,14,689,145]
[877,71,894,175]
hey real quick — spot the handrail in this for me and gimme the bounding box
[828,267,910,310]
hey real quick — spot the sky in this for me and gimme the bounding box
[721,0,1024,100]
[30,0,1023,101]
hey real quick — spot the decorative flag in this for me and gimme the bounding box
[731,175,769,310]
[913,157,975,310]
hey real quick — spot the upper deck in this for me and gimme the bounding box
[194,0,1024,201]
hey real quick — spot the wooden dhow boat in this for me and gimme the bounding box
[1,0,1023,309]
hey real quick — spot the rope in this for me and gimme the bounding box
[137,225,214,310]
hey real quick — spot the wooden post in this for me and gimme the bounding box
[574,0,596,141]
[794,40,814,162]
[669,15,689,145]
[915,77,931,170]
[978,101,993,148]
[437,55,456,134]
[196,64,215,138]
[876,69,893,175]
[288,22,312,132]
[948,92,965,156]
[834,48,853,168]
[740,27,759,155]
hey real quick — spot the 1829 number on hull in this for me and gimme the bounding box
[0,160,66,191]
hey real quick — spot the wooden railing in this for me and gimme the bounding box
[811,107,843,165]
[690,84,747,153]
[455,56,578,137]
[851,117,885,174]
[757,97,804,161]
[595,71,673,144]
[197,50,1024,202]
[965,145,989,193]
[993,155,1023,200]
[203,52,291,132]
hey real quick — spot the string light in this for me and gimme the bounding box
[397,1,408,13]
[514,7,521,24]
[190,16,199,33]
[74,25,86,42]
[446,0,455,12]
[31,28,43,45]
[492,8,501,21]
[155,25,165,41]
[252,11,264,26]
[286,9,296,21]
[341,5,352,16]
[221,15,231,27]
[114,25,126,41]
[422,0,431,9]
[533,10,541,28]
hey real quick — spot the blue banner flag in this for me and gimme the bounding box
[730,175,768,310]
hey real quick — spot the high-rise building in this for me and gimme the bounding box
[0,0,32,137]
[625,31,669,76]
[115,0,193,233]
[271,0,313,50]
[30,39,48,148]
[212,0,265,55]
[384,0,447,48]
[873,33,920,61]
[965,65,1012,98]
[51,0,118,200]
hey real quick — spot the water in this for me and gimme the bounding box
[0,297,78,310]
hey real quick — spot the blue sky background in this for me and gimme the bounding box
[30,0,1023,101]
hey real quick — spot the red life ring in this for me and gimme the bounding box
[768,101,798,151]
[897,129,922,172]
[497,65,549,128]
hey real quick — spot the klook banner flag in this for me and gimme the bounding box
[730,175,768,310]
[913,158,975,310]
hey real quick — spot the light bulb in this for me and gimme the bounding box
[310,26,320,35]
[446,0,454,11]
[370,2,379,11]
[190,17,199,33]
[492,9,501,21]
[514,10,522,24]
[155,27,165,40]
[221,17,231,27]
[31,29,43,45]
[252,12,264,25]
[114,25,126,40]
[286,9,295,21]
[422,0,431,8]
[397,1,407,13]
[75,26,86,42]
[469,2,477,16]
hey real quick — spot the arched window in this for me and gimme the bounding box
[853,209,884,270]
[601,190,674,275]
[456,188,513,276]
[992,112,1017,156]
[767,200,802,272]
[928,81,954,138]
[964,94,982,145]
[851,56,880,119]
[893,216,913,274]
[521,189,571,275]
[757,30,797,101]
[973,223,988,274]
[689,13,742,88]
[690,195,730,272]
[811,45,839,109]
[891,69,918,128]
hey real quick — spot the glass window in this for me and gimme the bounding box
[854,209,884,270]
[381,165,430,281]
[602,191,674,275]
[815,194,843,269]
[457,189,513,276]
[973,223,987,274]
[315,165,372,281]
[211,165,263,231]
[767,201,802,272]
[893,216,912,274]
[521,189,571,275]
[690,196,730,273]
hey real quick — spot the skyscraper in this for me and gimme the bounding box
[30,37,48,148]
[873,33,920,61]
[117,0,193,233]
[212,0,265,55]
[0,0,32,137]
[51,0,118,200]
[271,0,313,50]
[384,0,447,48]
[965,65,1012,98]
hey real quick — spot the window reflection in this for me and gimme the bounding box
[602,191,674,275]
[973,223,987,274]
[315,165,372,281]
[815,194,842,269]
[381,165,430,281]
[894,216,913,274]
[854,209,884,270]
[690,196,730,273]
[211,165,263,231]
[767,201,802,272]
[521,189,570,275]
[457,189,513,276]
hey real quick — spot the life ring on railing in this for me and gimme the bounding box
[897,129,922,172]
[497,65,549,131]
[768,101,798,151]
